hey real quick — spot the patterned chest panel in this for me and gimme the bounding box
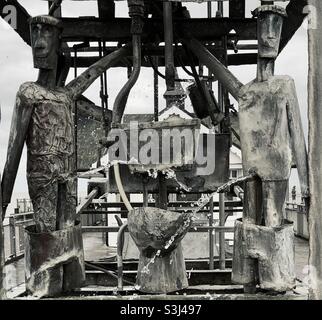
[25,83,74,157]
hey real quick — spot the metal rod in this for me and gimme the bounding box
[209,197,214,270]
[76,188,99,216]
[154,56,159,121]
[219,193,226,270]
[82,225,235,233]
[183,38,243,100]
[117,222,128,291]
[207,1,213,90]
[112,35,142,124]
[163,1,175,92]
[143,182,148,207]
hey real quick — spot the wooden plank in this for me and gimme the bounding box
[308,0,322,300]
[0,173,6,299]
[61,17,257,42]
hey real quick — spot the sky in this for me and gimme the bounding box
[0,0,308,215]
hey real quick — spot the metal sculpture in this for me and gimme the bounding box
[185,4,309,293]
[1,14,129,297]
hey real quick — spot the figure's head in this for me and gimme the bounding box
[30,15,62,70]
[253,5,287,59]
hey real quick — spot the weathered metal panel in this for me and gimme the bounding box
[108,133,230,193]
[77,97,110,169]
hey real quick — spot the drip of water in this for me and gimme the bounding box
[140,250,161,275]
[98,192,109,200]
[162,168,192,192]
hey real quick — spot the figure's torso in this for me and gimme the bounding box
[238,76,294,181]
[19,82,74,179]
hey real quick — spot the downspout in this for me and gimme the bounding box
[112,0,144,126]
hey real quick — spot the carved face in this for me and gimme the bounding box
[257,12,284,59]
[31,23,60,70]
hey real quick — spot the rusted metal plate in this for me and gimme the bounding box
[77,97,111,170]
[108,133,230,193]
[24,221,85,297]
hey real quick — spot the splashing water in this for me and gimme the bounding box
[145,167,192,192]
[162,168,192,192]
[140,250,162,275]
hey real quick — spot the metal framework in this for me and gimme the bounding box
[1,0,320,300]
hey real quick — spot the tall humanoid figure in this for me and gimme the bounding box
[1,15,128,296]
[184,4,309,292]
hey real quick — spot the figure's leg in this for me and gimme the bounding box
[61,177,85,292]
[56,177,77,230]
[262,181,288,227]
[28,178,58,233]
[232,177,262,292]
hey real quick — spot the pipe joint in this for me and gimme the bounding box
[131,16,144,35]
[128,0,145,34]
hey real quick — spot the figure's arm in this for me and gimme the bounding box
[1,88,33,219]
[65,44,130,100]
[286,79,309,198]
[182,37,244,100]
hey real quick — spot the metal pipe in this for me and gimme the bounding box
[112,35,141,125]
[209,197,214,270]
[117,222,128,291]
[0,174,6,299]
[112,0,144,125]
[163,1,175,92]
[153,56,159,121]
[182,37,243,100]
[113,163,133,212]
[219,193,226,270]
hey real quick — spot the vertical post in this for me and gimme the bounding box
[308,0,322,300]
[154,56,159,121]
[0,174,6,299]
[163,1,175,95]
[229,0,245,18]
[209,197,214,270]
[219,193,225,270]
[9,216,16,258]
[158,175,168,210]
[97,0,115,19]
[143,182,148,207]
[217,0,226,271]
[207,1,213,90]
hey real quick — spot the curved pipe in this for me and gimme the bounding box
[182,37,243,100]
[113,162,133,212]
[112,35,142,125]
[117,222,128,291]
